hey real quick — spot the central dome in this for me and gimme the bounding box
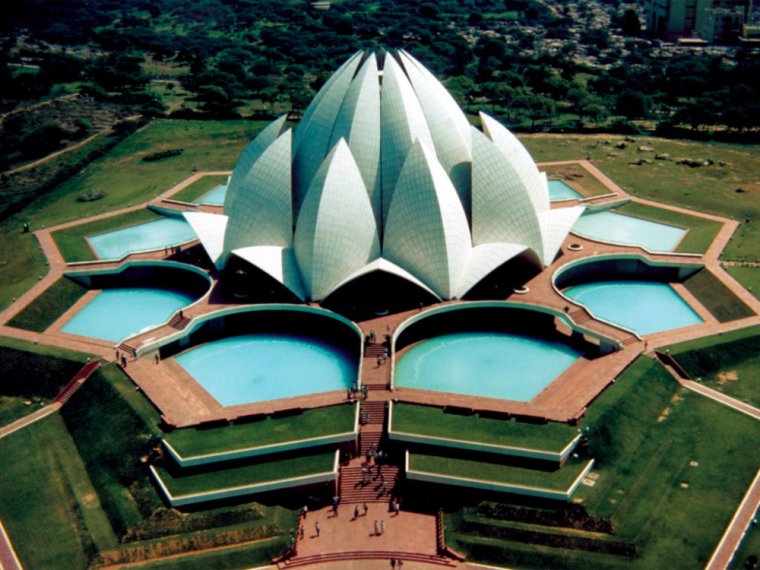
[185,50,583,302]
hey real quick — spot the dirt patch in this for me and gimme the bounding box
[717,370,738,385]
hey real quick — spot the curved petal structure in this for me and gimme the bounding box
[183,212,228,269]
[224,129,293,254]
[232,246,306,301]
[470,127,543,256]
[398,51,472,214]
[384,139,471,299]
[190,49,583,303]
[224,115,287,212]
[380,54,434,221]
[292,52,363,214]
[294,139,381,301]
[329,54,382,220]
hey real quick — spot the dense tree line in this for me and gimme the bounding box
[1,0,758,134]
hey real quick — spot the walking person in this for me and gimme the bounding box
[314,521,320,537]
[354,505,360,520]
[363,502,368,516]
[374,519,379,536]
[380,519,385,535]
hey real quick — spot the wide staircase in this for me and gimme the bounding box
[168,312,191,330]
[278,550,457,568]
[339,399,402,504]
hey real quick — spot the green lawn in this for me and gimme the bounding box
[0,415,98,568]
[725,265,760,301]
[577,358,760,568]
[409,452,590,489]
[155,449,336,496]
[448,357,760,569]
[170,174,229,203]
[391,403,578,452]
[0,119,265,311]
[7,276,88,332]
[682,268,755,322]
[666,325,760,408]
[165,404,356,458]
[613,201,723,254]
[130,537,290,570]
[521,135,760,260]
[0,336,91,424]
[52,208,161,262]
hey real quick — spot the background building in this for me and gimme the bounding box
[645,0,753,42]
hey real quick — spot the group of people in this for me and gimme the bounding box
[347,383,369,402]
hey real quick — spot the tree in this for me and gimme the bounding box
[615,90,650,119]
[621,9,641,36]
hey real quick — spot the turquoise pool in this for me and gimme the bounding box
[572,210,685,252]
[89,217,197,259]
[62,287,195,342]
[549,180,583,201]
[196,184,227,206]
[395,332,581,402]
[564,280,703,335]
[176,334,358,406]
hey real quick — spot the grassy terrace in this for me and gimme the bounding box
[725,265,760,301]
[683,268,755,322]
[448,356,760,569]
[130,538,290,570]
[0,336,91,425]
[155,449,336,497]
[613,201,723,254]
[522,136,760,260]
[164,403,357,458]
[170,174,228,203]
[409,453,589,489]
[391,403,578,452]
[7,276,87,332]
[52,207,160,262]
[666,325,760,408]
[0,119,265,311]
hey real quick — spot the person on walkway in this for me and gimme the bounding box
[363,502,368,516]
[314,521,320,537]
[121,354,127,368]
[373,520,379,536]
[354,505,360,520]
[299,525,305,540]
[302,505,308,519]
[391,558,396,569]
[380,519,385,535]
[393,501,400,516]
[154,353,160,365]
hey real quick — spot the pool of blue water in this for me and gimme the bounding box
[62,287,195,343]
[196,184,227,206]
[176,334,358,406]
[395,332,581,402]
[549,179,583,201]
[564,280,703,335]
[89,217,197,259]
[572,210,686,252]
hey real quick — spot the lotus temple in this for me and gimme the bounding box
[2,49,759,568]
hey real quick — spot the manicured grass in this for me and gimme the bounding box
[666,325,760,408]
[541,163,611,197]
[725,265,760,301]
[0,335,91,417]
[614,201,723,254]
[576,358,760,568]
[170,174,229,203]
[0,119,265,311]
[165,404,356,458]
[52,208,160,262]
[391,403,578,452]
[7,276,87,332]
[521,135,760,260]
[448,357,760,569]
[155,450,336,496]
[409,452,589,489]
[683,268,755,322]
[0,415,96,568]
[131,537,290,570]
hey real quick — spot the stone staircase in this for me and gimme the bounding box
[53,358,107,404]
[278,550,457,568]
